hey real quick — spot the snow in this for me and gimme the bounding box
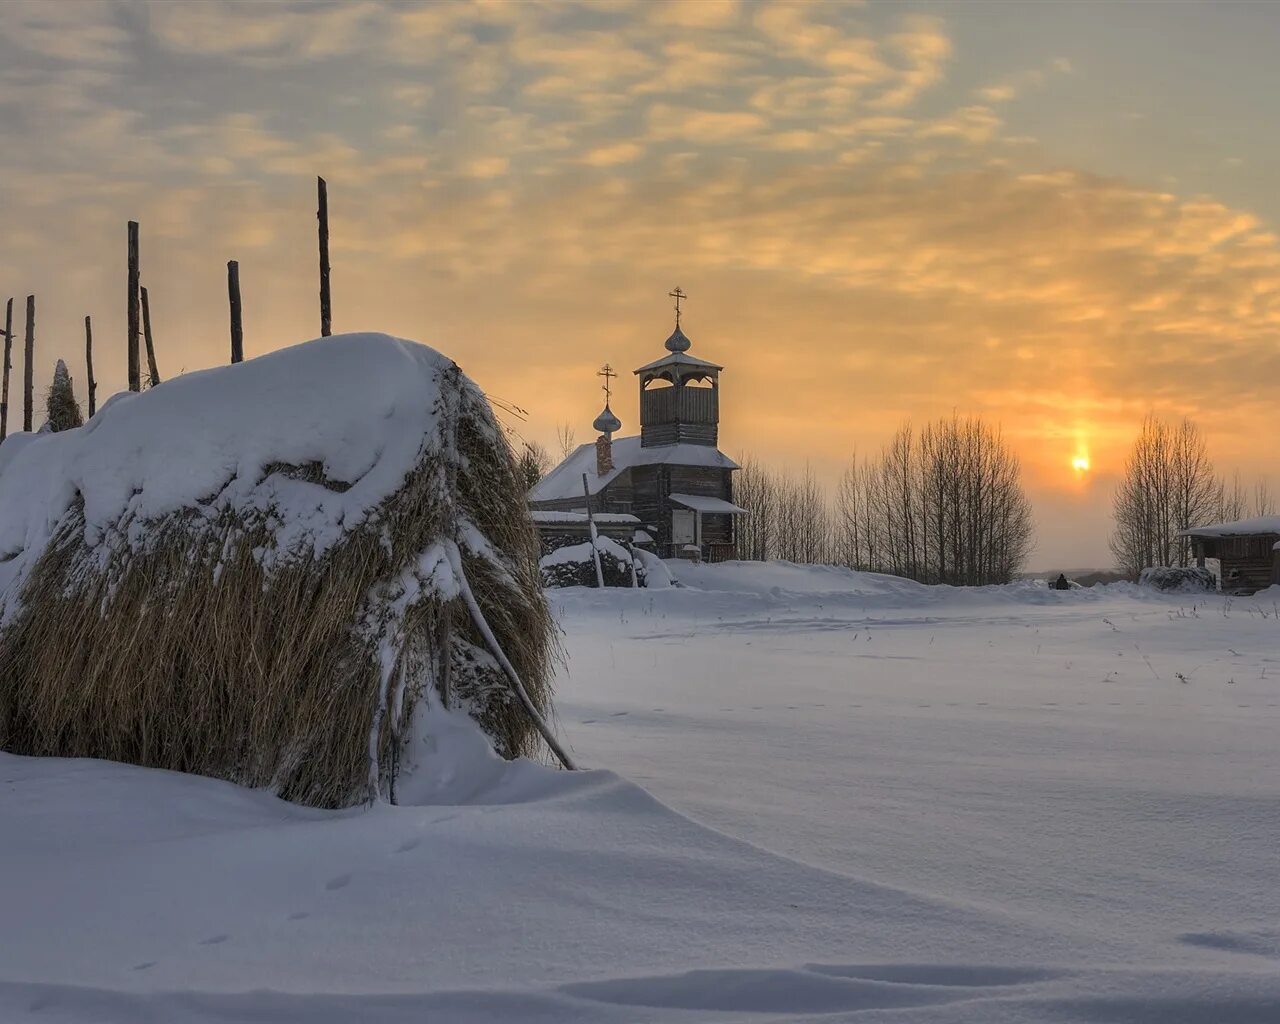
[1181,515,1280,537]
[668,491,748,514]
[528,510,640,525]
[0,333,449,618]
[4,561,1280,1021]
[529,436,739,503]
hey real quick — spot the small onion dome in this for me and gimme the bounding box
[664,326,692,352]
[592,403,622,434]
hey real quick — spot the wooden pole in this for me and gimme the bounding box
[1,298,12,441]
[140,286,160,386]
[23,295,34,432]
[317,176,331,337]
[582,472,605,588]
[227,260,243,364]
[127,221,140,392]
[84,315,97,418]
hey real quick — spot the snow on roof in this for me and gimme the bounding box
[0,333,452,608]
[633,351,723,375]
[529,436,739,503]
[528,510,640,525]
[669,492,747,515]
[1179,515,1280,538]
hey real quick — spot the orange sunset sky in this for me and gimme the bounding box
[2,1,1277,568]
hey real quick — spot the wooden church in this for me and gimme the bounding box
[528,290,745,561]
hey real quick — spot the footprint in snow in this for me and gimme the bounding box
[325,874,352,891]
[288,911,310,921]
[132,962,156,971]
[396,837,422,854]
[610,711,628,717]
[580,719,597,724]
[198,934,228,946]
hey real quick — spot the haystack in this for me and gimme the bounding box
[0,333,569,808]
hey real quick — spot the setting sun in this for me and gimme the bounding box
[1071,452,1091,473]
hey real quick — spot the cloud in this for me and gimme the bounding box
[2,0,1277,568]
[0,1,131,64]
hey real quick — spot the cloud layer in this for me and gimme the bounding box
[0,0,1275,565]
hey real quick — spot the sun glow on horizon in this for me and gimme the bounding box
[1071,450,1091,474]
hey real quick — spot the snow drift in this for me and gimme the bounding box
[0,333,558,808]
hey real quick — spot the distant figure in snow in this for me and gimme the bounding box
[1052,573,1070,590]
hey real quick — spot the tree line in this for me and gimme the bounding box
[737,414,1036,586]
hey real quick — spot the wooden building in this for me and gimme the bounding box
[529,293,745,561]
[1181,515,1280,594]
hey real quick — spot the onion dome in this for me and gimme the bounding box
[664,326,692,353]
[592,403,622,435]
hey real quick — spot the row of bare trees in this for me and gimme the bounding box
[737,415,1036,585]
[1109,415,1274,577]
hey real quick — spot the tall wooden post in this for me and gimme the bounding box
[127,221,140,392]
[23,295,34,432]
[582,472,605,588]
[140,286,161,386]
[317,176,332,337]
[84,315,97,418]
[227,260,243,364]
[1,298,12,441]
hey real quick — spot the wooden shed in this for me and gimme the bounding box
[1181,516,1280,594]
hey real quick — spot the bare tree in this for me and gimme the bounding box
[1110,415,1217,577]
[555,422,577,460]
[1254,477,1274,517]
[830,415,1033,585]
[734,453,781,562]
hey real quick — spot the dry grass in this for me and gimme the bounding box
[0,363,556,808]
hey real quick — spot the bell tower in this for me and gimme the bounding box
[634,287,723,448]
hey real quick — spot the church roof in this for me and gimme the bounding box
[633,351,723,375]
[528,435,739,503]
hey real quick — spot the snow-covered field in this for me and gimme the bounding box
[4,562,1279,1022]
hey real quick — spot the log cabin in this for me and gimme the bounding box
[529,294,744,561]
[1180,515,1280,594]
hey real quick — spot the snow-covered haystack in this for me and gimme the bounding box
[0,333,558,808]
[540,537,646,588]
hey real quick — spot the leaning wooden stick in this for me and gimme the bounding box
[1,298,12,440]
[84,315,97,418]
[141,286,161,386]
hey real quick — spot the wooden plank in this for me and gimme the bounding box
[228,260,244,364]
[318,176,332,337]
[84,315,97,418]
[1,297,12,440]
[127,221,140,392]
[140,286,161,386]
[23,295,34,432]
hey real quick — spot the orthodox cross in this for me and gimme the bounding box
[669,286,687,328]
[597,363,616,404]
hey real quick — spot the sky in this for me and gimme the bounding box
[1,0,1278,569]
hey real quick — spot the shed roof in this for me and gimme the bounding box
[528,435,739,503]
[1179,515,1280,538]
[633,351,723,375]
[669,492,748,515]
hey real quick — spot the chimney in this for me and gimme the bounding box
[593,435,614,478]
[595,433,613,476]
